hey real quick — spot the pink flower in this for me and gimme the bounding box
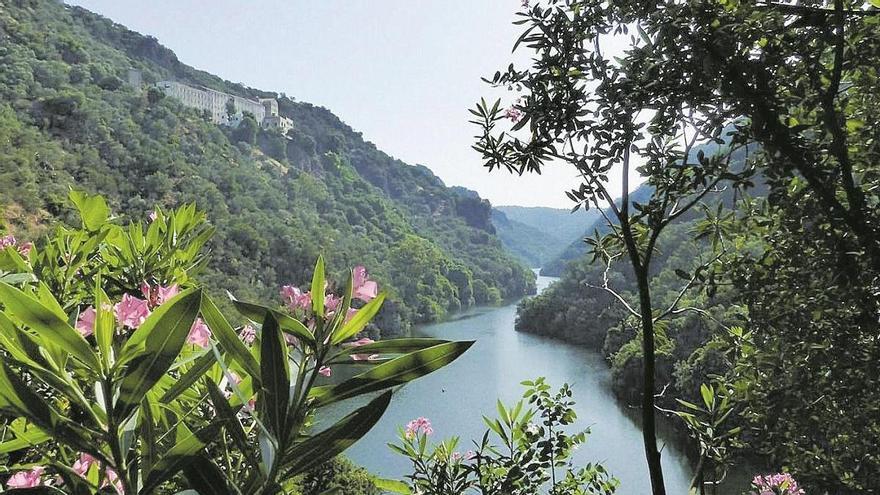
[187,318,211,348]
[325,294,342,312]
[281,285,312,311]
[239,324,256,345]
[114,294,151,329]
[345,308,358,323]
[76,306,97,338]
[72,453,98,477]
[17,242,32,256]
[148,210,158,222]
[0,235,17,251]
[344,337,375,347]
[505,106,523,123]
[284,333,300,347]
[0,235,32,257]
[6,466,44,488]
[405,417,433,439]
[750,473,804,495]
[344,338,378,361]
[350,353,380,362]
[141,283,179,308]
[318,366,332,377]
[223,371,242,399]
[104,467,124,494]
[352,266,378,302]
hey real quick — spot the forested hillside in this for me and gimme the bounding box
[0,0,535,331]
[491,205,598,268]
[539,184,654,276]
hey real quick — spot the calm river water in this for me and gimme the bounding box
[346,275,747,494]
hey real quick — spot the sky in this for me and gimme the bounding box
[66,0,634,208]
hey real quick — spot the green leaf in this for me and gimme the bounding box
[0,362,96,454]
[260,312,290,440]
[93,282,114,365]
[281,391,391,478]
[115,289,202,418]
[0,424,50,454]
[311,256,325,317]
[700,383,715,410]
[310,341,474,407]
[0,248,30,273]
[0,282,98,370]
[328,338,450,364]
[182,458,235,495]
[206,378,259,468]
[201,294,260,380]
[231,298,315,347]
[141,422,225,494]
[68,190,110,231]
[330,293,385,345]
[159,351,215,403]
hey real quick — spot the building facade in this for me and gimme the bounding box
[156,81,293,133]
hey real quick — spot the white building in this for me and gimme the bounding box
[156,81,280,129]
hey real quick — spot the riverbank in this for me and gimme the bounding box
[342,275,750,494]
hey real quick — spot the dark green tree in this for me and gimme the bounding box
[470,3,752,492]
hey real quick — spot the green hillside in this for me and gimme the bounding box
[0,0,535,331]
[491,205,599,268]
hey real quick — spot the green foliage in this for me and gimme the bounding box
[0,0,534,335]
[496,0,880,492]
[0,194,472,494]
[390,379,618,495]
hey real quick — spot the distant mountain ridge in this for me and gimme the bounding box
[491,205,600,268]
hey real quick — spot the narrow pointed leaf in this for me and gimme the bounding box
[310,341,474,407]
[310,256,325,316]
[331,293,385,345]
[159,351,216,403]
[232,299,315,347]
[260,312,290,439]
[141,422,225,494]
[282,391,391,477]
[201,294,260,380]
[0,282,98,369]
[116,289,202,418]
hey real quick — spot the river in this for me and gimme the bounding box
[345,274,747,494]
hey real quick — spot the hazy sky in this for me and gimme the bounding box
[66,0,632,208]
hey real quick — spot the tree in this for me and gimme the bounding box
[470,3,752,493]
[474,1,880,492]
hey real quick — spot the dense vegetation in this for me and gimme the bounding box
[0,193,472,494]
[491,205,599,268]
[0,0,534,333]
[473,0,880,494]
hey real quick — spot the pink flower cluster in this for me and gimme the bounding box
[5,454,124,493]
[751,473,805,495]
[75,283,211,348]
[72,453,124,494]
[505,106,523,123]
[280,265,378,323]
[6,466,44,489]
[0,234,32,257]
[405,417,434,439]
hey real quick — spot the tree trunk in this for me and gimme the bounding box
[636,267,667,495]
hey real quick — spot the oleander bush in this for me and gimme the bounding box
[0,191,472,494]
